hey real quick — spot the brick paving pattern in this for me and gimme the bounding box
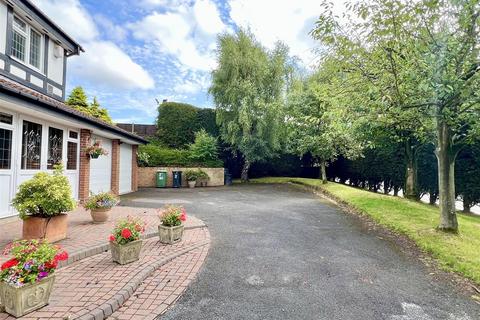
[0,227,210,320]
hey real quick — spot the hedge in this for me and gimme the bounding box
[138,144,223,168]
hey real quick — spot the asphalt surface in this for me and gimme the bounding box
[120,184,480,320]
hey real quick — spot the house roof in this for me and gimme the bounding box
[0,76,147,144]
[11,0,84,55]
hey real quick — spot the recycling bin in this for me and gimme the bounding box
[172,171,182,188]
[156,171,167,188]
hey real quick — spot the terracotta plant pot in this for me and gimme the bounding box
[22,214,67,243]
[90,208,112,223]
[188,181,196,188]
[110,239,142,265]
[158,224,184,244]
[0,275,55,317]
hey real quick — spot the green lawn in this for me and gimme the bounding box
[250,177,480,285]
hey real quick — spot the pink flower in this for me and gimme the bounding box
[180,212,187,222]
[109,234,115,242]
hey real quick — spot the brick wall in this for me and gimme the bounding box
[111,140,120,195]
[138,167,225,188]
[132,145,139,192]
[78,129,91,202]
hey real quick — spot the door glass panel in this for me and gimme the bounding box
[47,127,63,169]
[21,121,42,170]
[0,129,12,170]
[67,141,77,170]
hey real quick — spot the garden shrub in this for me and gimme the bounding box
[12,166,77,220]
[189,129,219,163]
[156,102,198,148]
[138,144,223,167]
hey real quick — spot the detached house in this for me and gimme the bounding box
[0,0,146,218]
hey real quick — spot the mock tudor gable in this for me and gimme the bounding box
[0,0,145,218]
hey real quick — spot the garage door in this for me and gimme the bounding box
[89,136,112,194]
[119,144,132,194]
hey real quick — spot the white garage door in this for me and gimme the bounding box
[89,136,112,194]
[119,144,132,194]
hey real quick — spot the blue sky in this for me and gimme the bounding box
[31,0,324,124]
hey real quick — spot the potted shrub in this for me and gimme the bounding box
[0,240,68,317]
[12,166,76,243]
[184,169,198,188]
[196,169,210,187]
[84,192,119,223]
[109,216,145,265]
[158,205,187,244]
[86,139,108,159]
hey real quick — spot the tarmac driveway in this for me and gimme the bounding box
[120,184,479,320]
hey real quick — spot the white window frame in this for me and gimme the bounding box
[66,130,79,172]
[11,15,44,74]
[0,112,14,171]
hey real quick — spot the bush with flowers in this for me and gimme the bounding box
[159,205,187,227]
[109,216,145,245]
[84,192,119,210]
[0,240,68,287]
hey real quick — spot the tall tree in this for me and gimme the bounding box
[66,87,113,124]
[209,30,289,181]
[156,102,198,149]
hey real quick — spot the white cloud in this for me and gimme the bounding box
[228,0,322,66]
[129,0,228,72]
[31,0,154,90]
[70,41,155,90]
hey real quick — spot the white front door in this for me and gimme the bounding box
[119,144,132,194]
[0,111,16,217]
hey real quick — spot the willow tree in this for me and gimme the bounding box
[209,30,290,181]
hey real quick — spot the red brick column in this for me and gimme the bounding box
[132,145,138,192]
[111,139,120,195]
[78,129,91,202]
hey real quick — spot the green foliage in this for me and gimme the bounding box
[84,192,119,210]
[251,177,480,285]
[12,166,76,220]
[196,108,219,136]
[110,216,145,245]
[189,129,219,163]
[156,102,198,148]
[159,205,186,227]
[184,169,209,182]
[138,144,223,167]
[209,29,291,179]
[455,144,480,212]
[66,87,113,124]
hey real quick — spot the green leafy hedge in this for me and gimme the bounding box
[138,144,223,168]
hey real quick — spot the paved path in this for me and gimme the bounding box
[121,184,480,320]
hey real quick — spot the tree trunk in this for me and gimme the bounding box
[429,192,437,205]
[463,200,471,214]
[435,120,459,233]
[404,141,419,200]
[393,186,400,197]
[241,160,251,183]
[320,161,327,184]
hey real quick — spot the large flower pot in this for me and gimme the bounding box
[110,239,142,265]
[0,274,55,317]
[22,214,67,243]
[188,181,196,188]
[90,208,111,223]
[158,224,184,244]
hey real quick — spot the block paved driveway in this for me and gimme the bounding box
[120,184,480,320]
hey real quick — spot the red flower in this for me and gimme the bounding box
[121,228,132,239]
[54,251,69,262]
[109,234,115,242]
[1,258,18,270]
[180,212,187,222]
[45,259,58,269]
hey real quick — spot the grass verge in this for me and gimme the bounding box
[250,177,480,286]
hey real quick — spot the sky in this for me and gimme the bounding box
[31,0,325,124]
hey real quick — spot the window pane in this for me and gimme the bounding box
[11,30,26,61]
[0,129,12,170]
[67,141,77,170]
[13,17,26,32]
[0,112,13,125]
[69,131,78,139]
[29,30,41,69]
[48,127,63,170]
[21,121,42,170]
